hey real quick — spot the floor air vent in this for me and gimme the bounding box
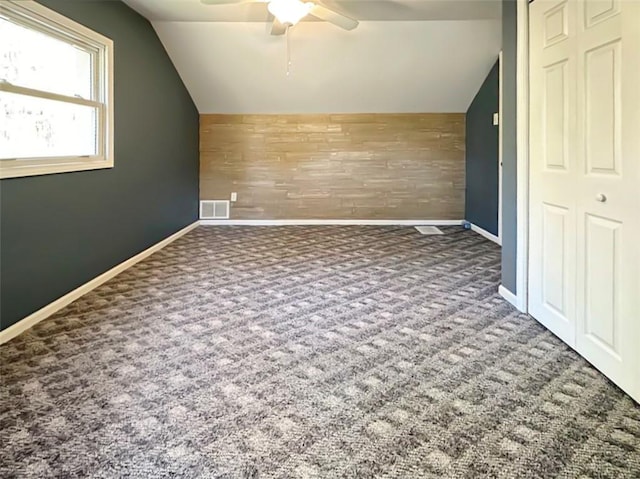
[415,226,443,235]
[200,200,230,220]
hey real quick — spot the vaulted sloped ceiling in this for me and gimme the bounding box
[124,1,502,114]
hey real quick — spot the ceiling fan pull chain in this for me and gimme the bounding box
[286,24,292,76]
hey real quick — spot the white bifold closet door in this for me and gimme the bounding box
[529,0,640,403]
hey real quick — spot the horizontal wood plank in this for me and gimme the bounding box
[200,113,465,220]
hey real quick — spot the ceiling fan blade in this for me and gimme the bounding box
[271,18,288,35]
[201,0,266,5]
[309,4,358,31]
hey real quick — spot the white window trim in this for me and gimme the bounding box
[0,0,114,179]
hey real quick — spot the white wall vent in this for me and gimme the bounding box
[200,200,230,219]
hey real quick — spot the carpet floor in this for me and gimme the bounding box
[1,226,639,478]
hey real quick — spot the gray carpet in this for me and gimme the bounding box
[1,226,639,478]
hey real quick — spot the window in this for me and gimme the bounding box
[0,1,113,179]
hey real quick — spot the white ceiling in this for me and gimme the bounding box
[122,0,501,22]
[122,0,501,114]
[153,20,501,114]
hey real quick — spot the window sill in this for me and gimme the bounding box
[0,157,114,179]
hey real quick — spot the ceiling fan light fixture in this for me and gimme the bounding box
[267,0,313,26]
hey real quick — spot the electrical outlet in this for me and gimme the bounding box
[230,192,238,202]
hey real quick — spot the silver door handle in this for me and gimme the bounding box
[596,193,607,203]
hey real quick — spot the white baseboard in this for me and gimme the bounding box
[200,219,465,226]
[469,223,501,245]
[0,221,200,345]
[499,284,526,312]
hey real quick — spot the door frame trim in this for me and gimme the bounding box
[498,50,504,245]
[514,0,530,313]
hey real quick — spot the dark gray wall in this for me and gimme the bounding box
[0,0,200,331]
[465,59,500,236]
[501,0,518,294]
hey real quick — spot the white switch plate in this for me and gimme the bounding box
[230,192,237,202]
[493,113,500,126]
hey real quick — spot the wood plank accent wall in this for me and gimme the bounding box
[200,114,465,220]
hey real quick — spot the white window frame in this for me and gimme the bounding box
[0,0,114,179]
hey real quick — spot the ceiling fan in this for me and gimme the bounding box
[200,0,359,35]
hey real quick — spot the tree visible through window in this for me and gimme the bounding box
[0,0,113,179]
